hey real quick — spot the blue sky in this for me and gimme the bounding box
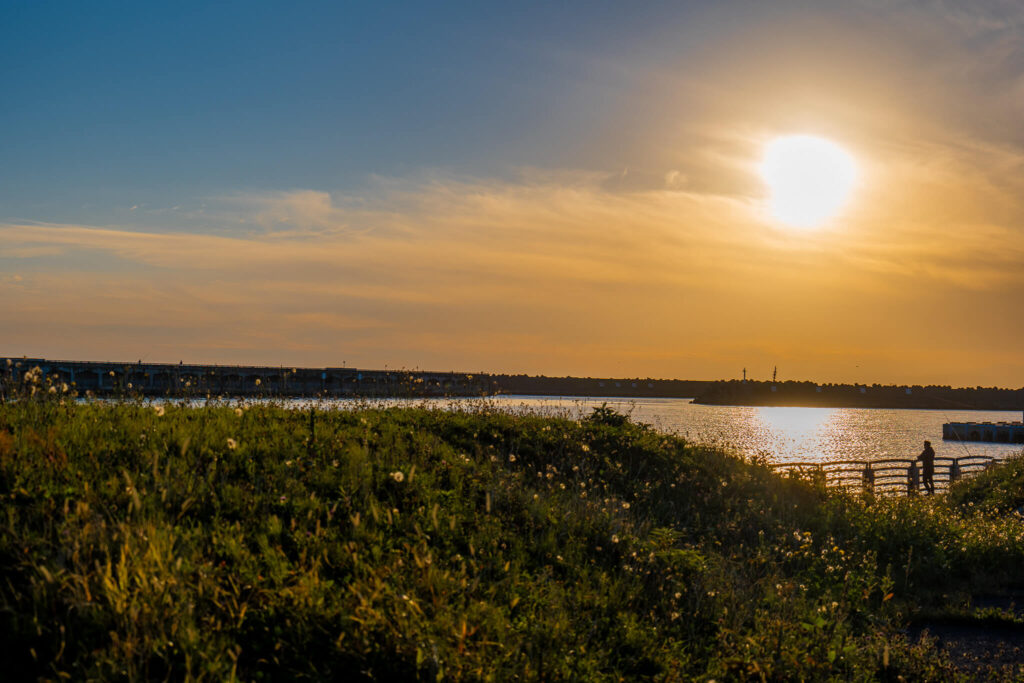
[3,2,713,221]
[3,1,1024,385]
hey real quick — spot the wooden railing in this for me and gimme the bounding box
[770,456,996,495]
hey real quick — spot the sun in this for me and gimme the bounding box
[759,135,857,229]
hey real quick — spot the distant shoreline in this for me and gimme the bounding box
[4,357,1023,411]
[691,380,1024,412]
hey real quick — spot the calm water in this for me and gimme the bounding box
[484,396,1024,464]
[291,394,1022,465]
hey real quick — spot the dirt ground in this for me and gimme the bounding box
[909,595,1024,679]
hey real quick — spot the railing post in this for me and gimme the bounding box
[907,461,919,496]
[862,463,874,494]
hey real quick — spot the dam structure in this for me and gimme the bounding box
[1,357,714,399]
[1,358,495,398]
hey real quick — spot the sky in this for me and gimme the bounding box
[3,1,1024,386]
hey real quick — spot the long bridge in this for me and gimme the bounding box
[771,455,996,495]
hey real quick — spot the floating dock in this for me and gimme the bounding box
[943,421,1024,444]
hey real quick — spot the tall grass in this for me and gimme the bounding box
[1,388,1022,679]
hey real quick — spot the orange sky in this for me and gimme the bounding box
[3,3,1024,386]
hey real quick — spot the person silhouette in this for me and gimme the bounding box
[917,440,936,495]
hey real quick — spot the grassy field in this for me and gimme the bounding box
[3,387,1024,679]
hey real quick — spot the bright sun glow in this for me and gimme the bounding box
[760,135,857,228]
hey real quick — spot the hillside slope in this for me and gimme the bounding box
[2,399,1022,679]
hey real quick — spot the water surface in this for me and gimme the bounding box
[324,395,1023,465]
[166,393,1023,465]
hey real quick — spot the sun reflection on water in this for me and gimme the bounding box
[753,407,836,463]
[756,407,834,439]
